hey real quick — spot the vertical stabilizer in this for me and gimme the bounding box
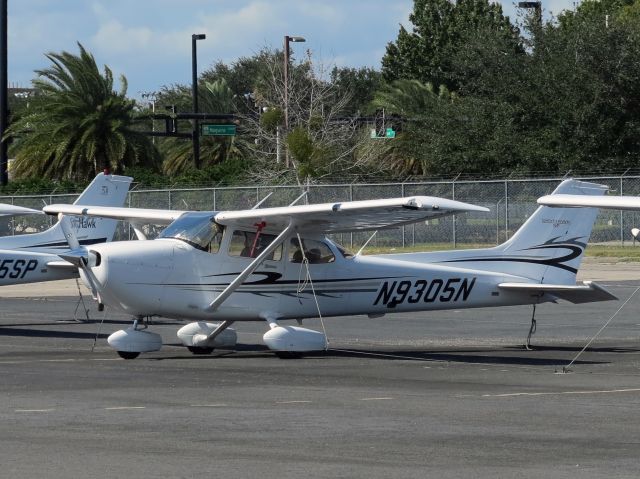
[7,173,132,251]
[490,179,607,283]
[389,179,608,285]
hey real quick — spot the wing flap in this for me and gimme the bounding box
[42,205,186,225]
[498,281,617,304]
[215,196,489,233]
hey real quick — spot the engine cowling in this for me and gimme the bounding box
[107,327,162,353]
[263,326,327,352]
[177,322,237,349]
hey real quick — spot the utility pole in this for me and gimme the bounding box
[283,35,305,168]
[0,0,8,185]
[192,33,205,169]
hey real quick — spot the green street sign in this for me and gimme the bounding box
[370,127,396,139]
[202,124,237,136]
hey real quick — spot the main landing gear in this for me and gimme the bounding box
[107,317,162,360]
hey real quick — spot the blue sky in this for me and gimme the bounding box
[9,0,577,100]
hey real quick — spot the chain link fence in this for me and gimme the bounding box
[3,175,640,249]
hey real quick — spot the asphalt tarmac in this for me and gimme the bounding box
[1,268,640,478]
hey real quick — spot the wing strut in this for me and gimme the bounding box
[206,221,295,313]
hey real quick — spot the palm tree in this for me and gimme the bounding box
[161,79,249,176]
[6,43,159,180]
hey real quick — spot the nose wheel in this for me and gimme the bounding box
[187,346,214,355]
[117,351,141,360]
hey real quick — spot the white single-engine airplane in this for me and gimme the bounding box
[44,179,616,359]
[0,173,132,287]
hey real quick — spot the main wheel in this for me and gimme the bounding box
[187,346,214,355]
[275,351,303,359]
[117,351,140,360]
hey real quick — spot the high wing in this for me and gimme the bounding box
[0,203,43,216]
[42,205,186,225]
[498,281,617,304]
[43,196,489,234]
[537,194,640,211]
[214,196,489,233]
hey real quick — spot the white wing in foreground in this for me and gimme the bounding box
[538,194,640,211]
[214,196,489,233]
[42,205,186,225]
[0,204,44,216]
[43,196,488,233]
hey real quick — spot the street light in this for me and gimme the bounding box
[518,1,542,25]
[192,33,206,169]
[140,91,158,144]
[284,35,305,168]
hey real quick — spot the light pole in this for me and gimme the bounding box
[283,35,305,168]
[192,33,206,169]
[518,1,542,25]
[140,91,158,144]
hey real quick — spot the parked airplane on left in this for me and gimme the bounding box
[0,173,132,286]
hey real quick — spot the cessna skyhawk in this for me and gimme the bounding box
[44,179,616,359]
[0,173,132,286]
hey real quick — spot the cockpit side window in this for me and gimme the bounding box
[228,230,282,261]
[289,238,335,264]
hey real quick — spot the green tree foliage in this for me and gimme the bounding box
[330,66,384,115]
[382,0,517,91]
[372,0,640,177]
[6,43,159,180]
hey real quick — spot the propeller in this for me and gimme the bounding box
[57,214,103,305]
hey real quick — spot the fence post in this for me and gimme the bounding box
[620,176,624,245]
[452,178,456,248]
[349,183,353,249]
[401,182,405,248]
[504,180,509,241]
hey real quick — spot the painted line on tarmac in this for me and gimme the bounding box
[0,357,120,365]
[276,400,312,404]
[15,409,54,413]
[104,406,146,410]
[360,397,394,401]
[481,388,640,398]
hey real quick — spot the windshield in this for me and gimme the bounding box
[158,212,223,252]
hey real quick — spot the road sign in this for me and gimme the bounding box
[370,127,396,139]
[202,124,236,136]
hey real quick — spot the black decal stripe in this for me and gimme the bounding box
[18,238,108,249]
[444,256,578,274]
[444,238,586,274]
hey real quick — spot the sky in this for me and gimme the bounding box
[9,0,578,101]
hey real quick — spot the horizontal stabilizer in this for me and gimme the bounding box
[498,281,617,304]
[46,260,77,270]
[538,194,640,211]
